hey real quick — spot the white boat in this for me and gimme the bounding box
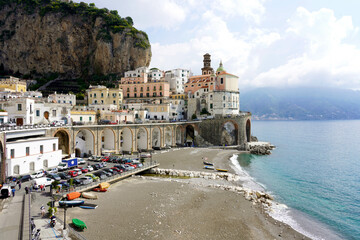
[82,192,98,199]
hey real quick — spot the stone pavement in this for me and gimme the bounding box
[0,193,23,240]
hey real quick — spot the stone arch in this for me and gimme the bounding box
[101,128,116,155]
[13,165,20,175]
[246,119,251,142]
[121,127,133,153]
[175,126,183,146]
[164,126,172,147]
[221,120,238,146]
[75,129,95,157]
[54,129,70,156]
[152,127,162,149]
[75,148,81,157]
[185,125,195,147]
[136,127,148,152]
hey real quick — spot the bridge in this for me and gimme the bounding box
[0,113,251,158]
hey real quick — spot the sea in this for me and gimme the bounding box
[232,120,360,240]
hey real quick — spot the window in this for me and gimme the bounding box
[36,110,40,116]
[127,88,130,92]
[80,116,83,121]
[52,110,56,116]
[159,86,162,90]
[160,92,162,96]
[63,101,66,103]
[147,87,149,91]
[134,87,137,92]
[58,100,60,103]
[90,94,92,97]
[141,87,143,91]
[221,78,224,84]
[153,93,157,97]
[18,104,22,111]
[210,103,213,109]
[113,100,116,104]
[153,86,156,91]
[40,145,44,154]
[134,93,137,98]
[11,149,15,158]
[101,93,104,98]
[89,116,92,121]
[127,93,130,98]
[140,93,143,97]
[53,143,56,151]
[146,93,149,97]
[94,93,97,97]
[26,147,30,156]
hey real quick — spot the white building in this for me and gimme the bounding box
[124,66,149,78]
[6,137,62,176]
[208,91,240,116]
[165,69,192,94]
[1,98,35,125]
[169,99,186,121]
[0,111,8,124]
[70,110,96,125]
[48,92,76,106]
[34,102,72,125]
[148,68,164,81]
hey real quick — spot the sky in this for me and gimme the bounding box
[80,0,360,91]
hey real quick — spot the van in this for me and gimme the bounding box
[0,185,12,197]
[32,177,54,189]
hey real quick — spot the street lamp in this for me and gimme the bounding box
[63,206,67,230]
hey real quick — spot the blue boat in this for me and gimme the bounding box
[79,203,98,209]
[59,200,84,207]
[204,165,215,170]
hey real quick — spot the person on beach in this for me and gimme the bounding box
[25,186,29,194]
[11,188,15,197]
[39,184,43,191]
[18,181,21,190]
[40,205,45,217]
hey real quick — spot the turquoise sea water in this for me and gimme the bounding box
[237,120,360,240]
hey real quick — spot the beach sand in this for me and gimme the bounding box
[66,148,309,240]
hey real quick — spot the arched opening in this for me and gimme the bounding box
[221,121,238,146]
[75,129,95,158]
[176,127,183,146]
[152,127,161,149]
[29,162,35,172]
[185,125,195,147]
[101,128,116,155]
[121,128,133,153]
[75,148,81,157]
[137,127,148,152]
[246,119,251,142]
[54,130,70,156]
[44,111,49,120]
[13,165,20,175]
[164,126,172,147]
[43,160,48,168]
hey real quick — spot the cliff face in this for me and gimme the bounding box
[0,2,151,78]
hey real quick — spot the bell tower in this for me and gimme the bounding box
[201,53,214,75]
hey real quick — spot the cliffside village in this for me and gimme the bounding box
[0,54,244,177]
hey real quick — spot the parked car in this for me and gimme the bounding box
[20,175,32,182]
[58,172,71,180]
[87,165,94,172]
[68,170,78,177]
[114,164,127,172]
[48,168,58,173]
[1,185,12,197]
[46,173,61,181]
[78,176,93,185]
[31,171,45,179]
[111,167,123,173]
[93,171,107,180]
[32,177,54,189]
[98,162,106,168]
[59,180,70,188]
[92,164,100,170]
[68,178,81,186]
[77,158,86,165]
[88,155,98,161]
[101,156,110,162]
[99,119,111,125]
[79,167,88,173]
[73,168,83,176]
[85,173,99,181]
[102,168,115,176]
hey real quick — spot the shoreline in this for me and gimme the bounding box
[65,148,310,240]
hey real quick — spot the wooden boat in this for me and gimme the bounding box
[99,182,110,190]
[216,168,228,172]
[204,165,215,170]
[79,203,98,209]
[67,192,81,200]
[92,188,107,192]
[82,192,98,200]
[72,218,87,230]
[203,161,214,166]
[59,200,84,207]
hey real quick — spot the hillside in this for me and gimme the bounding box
[0,0,151,88]
[241,87,360,120]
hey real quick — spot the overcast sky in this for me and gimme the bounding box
[80,0,360,91]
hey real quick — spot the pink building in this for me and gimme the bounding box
[119,81,170,99]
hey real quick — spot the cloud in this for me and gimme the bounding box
[248,7,360,89]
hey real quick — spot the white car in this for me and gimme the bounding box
[87,165,94,172]
[31,171,45,179]
[73,168,82,176]
[77,158,86,165]
[48,168,58,173]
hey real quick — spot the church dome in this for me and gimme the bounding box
[216,61,225,73]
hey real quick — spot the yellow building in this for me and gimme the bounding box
[86,85,123,109]
[0,76,27,92]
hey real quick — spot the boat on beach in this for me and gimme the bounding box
[204,165,215,170]
[99,182,110,189]
[59,200,84,207]
[79,203,98,209]
[203,161,214,166]
[82,192,98,199]
[72,218,87,230]
[216,168,228,172]
[92,188,108,192]
[67,191,81,200]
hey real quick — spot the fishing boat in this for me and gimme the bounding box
[99,182,110,189]
[92,188,107,192]
[203,161,214,166]
[79,203,98,209]
[67,192,81,200]
[204,165,215,170]
[82,192,98,199]
[216,168,228,172]
[59,200,84,207]
[72,218,87,230]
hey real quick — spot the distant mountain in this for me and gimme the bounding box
[240,87,360,120]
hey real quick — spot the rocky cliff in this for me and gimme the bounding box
[0,1,151,79]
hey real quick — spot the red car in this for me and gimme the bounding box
[68,170,78,177]
[101,156,110,162]
[125,162,137,168]
[79,167,88,173]
[111,167,123,173]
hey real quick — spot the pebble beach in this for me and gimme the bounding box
[66,148,309,240]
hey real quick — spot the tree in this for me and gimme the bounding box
[126,16,133,26]
[191,114,197,120]
[200,108,209,115]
